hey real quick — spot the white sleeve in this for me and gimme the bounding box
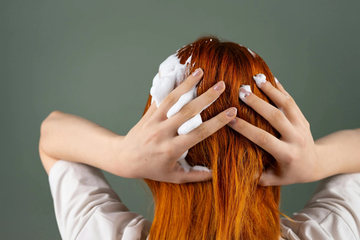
[281,173,360,240]
[48,160,151,240]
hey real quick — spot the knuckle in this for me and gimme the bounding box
[170,169,187,184]
[288,154,295,164]
[180,80,194,90]
[142,121,151,130]
[234,119,247,131]
[297,135,307,147]
[179,104,196,117]
[177,176,187,184]
[196,125,209,139]
[284,150,296,164]
[163,94,176,106]
[205,90,218,103]
[284,97,294,109]
[271,110,284,122]
[256,132,269,146]
[163,143,175,158]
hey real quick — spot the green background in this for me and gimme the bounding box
[1,1,359,239]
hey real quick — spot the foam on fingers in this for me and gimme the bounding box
[253,73,266,87]
[239,85,252,101]
[150,52,212,173]
[167,86,197,118]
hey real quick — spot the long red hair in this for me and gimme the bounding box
[142,37,282,240]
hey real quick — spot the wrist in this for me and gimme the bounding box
[314,142,341,180]
[105,135,132,178]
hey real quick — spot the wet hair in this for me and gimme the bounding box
[142,36,282,240]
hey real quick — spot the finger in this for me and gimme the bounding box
[239,87,295,140]
[174,107,237,148]
[167,81,226,130]
[140,100,157,123]
[256,80,304,126]
[258,168,280,186]
[227,117,287,159]
[155,68,204,120]
[171,164,213,184]
[274,77,290,97]
[275,78,309,125]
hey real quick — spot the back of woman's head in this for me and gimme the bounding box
[142,36,282,240]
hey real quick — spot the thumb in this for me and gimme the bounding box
[258,168,279,186]
[172,166,213,184]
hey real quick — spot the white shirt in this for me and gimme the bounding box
[49,160,360,240]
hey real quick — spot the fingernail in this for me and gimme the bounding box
[239,85,252,100]
[192,68,202,77]
[253,73,266,87]
[214,81,225,91]
[226,107,237,118]
[275,77,279,84]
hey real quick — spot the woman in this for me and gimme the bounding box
[39,37,360,239]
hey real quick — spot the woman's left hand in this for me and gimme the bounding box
[228,78,322,186]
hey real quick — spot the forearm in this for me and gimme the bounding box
[315,128,360,178]
[40,111,124,175]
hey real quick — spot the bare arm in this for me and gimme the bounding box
[39,69,237,183]
[315,128,360,177]
[39,111,122,175]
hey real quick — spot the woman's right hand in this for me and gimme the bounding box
[228,78,325,186]
[117,68,238,184]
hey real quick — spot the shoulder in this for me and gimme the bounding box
[281,210,357,240]
[77,202,151,240]
[281,173,360,240]
[48,160,151,240]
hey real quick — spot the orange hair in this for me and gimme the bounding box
[142,37,282,240]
